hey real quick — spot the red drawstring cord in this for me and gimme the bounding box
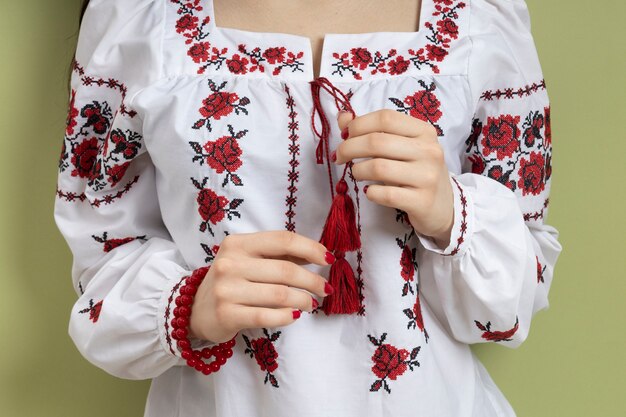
[309,77,361,315]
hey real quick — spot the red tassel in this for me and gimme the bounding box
[322,251,360,315]
[319,178,361,252]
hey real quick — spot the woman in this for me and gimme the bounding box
[55,0,563,415]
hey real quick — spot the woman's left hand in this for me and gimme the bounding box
[334,109,455,249]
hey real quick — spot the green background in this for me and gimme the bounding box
[1,1,624,415]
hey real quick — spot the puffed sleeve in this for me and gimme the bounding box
[55,0,214,379]
[413,0,563,347]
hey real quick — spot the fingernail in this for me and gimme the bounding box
[311,297,319,309]
[363,185,369,194]
[324,282,334,295]
[341,127,349,140]
[324,250,336,264]
[292,310,301,319]
[330,150,337,162]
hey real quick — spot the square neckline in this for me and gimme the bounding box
[206,0,432,81]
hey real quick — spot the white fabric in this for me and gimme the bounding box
[54,0,562,416]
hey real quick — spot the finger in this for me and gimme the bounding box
[335,131,417,165]
[230,305,303,330]
[232,282,317,312]
[363,183,424,213]
[234,257,330,298]
[343,108,436,140]
[351,158,417,187]
[337,109,356,134]
[223,230,333,267]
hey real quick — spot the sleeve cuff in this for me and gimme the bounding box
[414,172,474,258]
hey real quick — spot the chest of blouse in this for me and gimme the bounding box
[133,0,474,269]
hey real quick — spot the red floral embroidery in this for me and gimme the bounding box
[479,79,547,101]
[330,0,466,79]
[536,256,546,283]
[192,80,250,131]
[474,316,520,342]
[403,292,430,342]
[368,333,421,394]
[242,329,281,388]
[190,177,242,237]
[78,299,103,323]
[91,232,147,252]
[396,232,418,297]
[518,151,546,196]
[389,80,444,136]
[170,0,305,76]
[66,89,79,136]
[481,115,521,161]
[190,124,248,187]
[522,109,545,148]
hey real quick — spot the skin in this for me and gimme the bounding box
[190,0,454,343]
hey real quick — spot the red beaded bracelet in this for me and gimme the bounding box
[170,265,237,375]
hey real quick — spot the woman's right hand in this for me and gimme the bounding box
[188,230,336,344]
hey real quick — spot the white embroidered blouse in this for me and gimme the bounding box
[54,0,563,416]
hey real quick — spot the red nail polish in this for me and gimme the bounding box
[363,185,369,194]
[292,310,301,319]
[325,251,336,264]
[311,297,319,309]
[330,150,337,162]
[324,282,334,295]
[341,127,349,140]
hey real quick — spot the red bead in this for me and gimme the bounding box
[177,339,191,350]
[175,296,184,306]
[178,306,191,317]
[171,330,180,340]
[173,307,181,316]
[210,346,220,357]
[177,317,189,328]
[176,328,188,339]
[209,362,221,372]
[193,350,201,359]
[226,339,236,348]
[201,347,213,359]
[185,286,198,295]
[181,350,193,360]
[170,318,180,329]
[194,362,204,371]
[223,348,233,358]
[201,365,212,375]
[217,355,227,365]
[186,358,197,368]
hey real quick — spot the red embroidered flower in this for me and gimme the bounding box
[104,237,136,252]
[437,19,459,39]
[468,153,485,174]
[110,129,140,159]
[387,56,410,75]
[523,111,544,147]
[81,103,110,135]
[371,343,409,381]
[226,54,249,74]
[251,338,279,373]
[544,106,551,147]
[199,92,239,120]
[176,14,199,33]
[79,299,103,323]
[66,90,79,136]
[474,316,519,342]
[400,245,415,282]
[188,42,210,63]
[518,151,546,196]
[71,137,100,178]
[433,0,454,5]
[262,47,286,64]
[203,135,243,174]
[197,188,228,224]
[412,294,425,332]
[107,162,131,186]
[481,115,521,160]
[350,47,373,70]
[404,90,442,123]
[425,44,448,62]
[487,166,515,191]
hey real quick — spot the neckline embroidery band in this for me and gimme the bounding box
[172,0,467,81]
[169,0,468,314]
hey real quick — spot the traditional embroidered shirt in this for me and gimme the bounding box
[54,0,563,415]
